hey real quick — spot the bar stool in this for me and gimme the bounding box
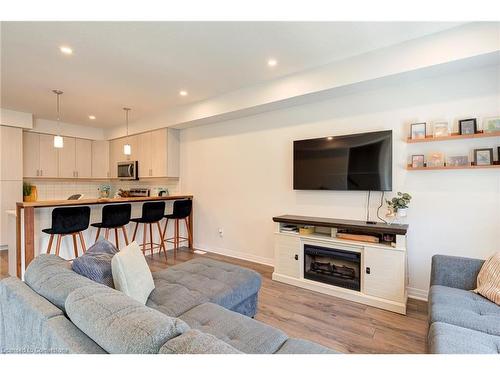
[42,206,90,258]
[162,199,192,256]
[91,204,131,249]
[131,201,167,261]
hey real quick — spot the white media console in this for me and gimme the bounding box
[272,215,408,314]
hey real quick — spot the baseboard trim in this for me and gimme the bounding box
[407,287,428,301]
[194,243,275,267]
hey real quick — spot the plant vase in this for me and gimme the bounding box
[397,208,408,217]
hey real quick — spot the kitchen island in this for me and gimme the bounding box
[15,195,193,277]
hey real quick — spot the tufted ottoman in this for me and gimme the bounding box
[146,258,262,318]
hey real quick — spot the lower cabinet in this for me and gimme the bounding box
[274,234,301,279]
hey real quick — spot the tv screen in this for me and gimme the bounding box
[293,130,392,191]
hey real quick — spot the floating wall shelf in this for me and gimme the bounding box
[406,164,500,171]
[406,131,500,143]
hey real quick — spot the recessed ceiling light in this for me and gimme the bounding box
[59,46,73,55]
[267,59,278,67]
[179,90,188,97]
[88,115,96,120]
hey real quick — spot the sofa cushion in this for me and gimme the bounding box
[474,251,500,305]
[72,239,118,288]
[179,302,287,354]
[159,330,242,354]
[274,338,336,354]
[24,254,97,311]
[112,242,155,304]
[65,285,189,354]
[428,322,500,354]
[147,258,262,317]
[429,285,500,336]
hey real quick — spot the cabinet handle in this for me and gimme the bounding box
[294,254,298,261]
[36,170,39,176]
[366,267,371,274]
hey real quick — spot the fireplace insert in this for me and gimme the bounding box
[304,244,361,291]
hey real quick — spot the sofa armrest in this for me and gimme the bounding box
[430,255,484,290]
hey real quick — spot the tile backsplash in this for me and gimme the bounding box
[25,179,180,201]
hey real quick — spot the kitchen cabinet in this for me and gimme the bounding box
[92,140,110,178]
[23,132,40,178]
[58,137,76,178]
[137,132,152,178]
[75,138,92,178]
[39,134,59,178]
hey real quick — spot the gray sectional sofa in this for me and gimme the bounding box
[428,255,500,354]
[0,254,334,354]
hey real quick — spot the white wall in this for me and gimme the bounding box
[180,64,500,299]
[32,118,106,140]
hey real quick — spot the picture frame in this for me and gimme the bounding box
[459,118,477,135]
[427,152,445,168]
[446,155,469,167]
[473,148,493,166]
[411,154,425,168]
[432,121,449,138]
[410,122,426,140]
[483,117,500,133]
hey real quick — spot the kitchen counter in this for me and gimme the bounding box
[15,194,193,277]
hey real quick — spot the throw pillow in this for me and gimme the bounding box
[72,238,118,288]
[111,241,155,304]
[473,252,500,305]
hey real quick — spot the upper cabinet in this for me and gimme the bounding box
[58,137,76,178]
[75,138,92,178]
[92,140,110,178]
[109,128,179,178]
[23,132,58,178]
[0,125,23,181]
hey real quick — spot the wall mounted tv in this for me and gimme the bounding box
[293,130,392,191]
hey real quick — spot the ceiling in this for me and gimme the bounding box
[1,21,463,128]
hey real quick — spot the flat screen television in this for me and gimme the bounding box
[293,130,392,191]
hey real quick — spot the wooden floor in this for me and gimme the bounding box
[0,248,428,353]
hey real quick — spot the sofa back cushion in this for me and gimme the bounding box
[65,285,189,354]
[24,254,98,311]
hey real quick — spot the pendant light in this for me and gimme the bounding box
[52,90,64,148]
[123,107,132,156]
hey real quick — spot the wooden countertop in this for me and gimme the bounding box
[273,214,408,235]
[17,194,193,208]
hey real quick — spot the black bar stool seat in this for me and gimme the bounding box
[131,201,167,261]
[162,199,192,256]
[91,204,131,249]
[42,206,90,258]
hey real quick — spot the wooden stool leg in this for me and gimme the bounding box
[149,223,154,256]
[122,226,129,246]
[142,224,147,254]
[162,218,169,242]
[114,228,119,249]
[78,232,86,253]
[156,222,167,262]
[132,222,139,241]
[105,228,109,240]
[95,227,101,242]
[72,233,78,258]
[175,219,179,254]
[55,235,62,256]
[46,234,54,254]
[184,218,192,249]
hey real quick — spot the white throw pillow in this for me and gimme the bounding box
[111,242,155,304]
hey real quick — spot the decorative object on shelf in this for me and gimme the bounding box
[52,89,64,148]
[22,182,37,202]
[483,116,500,133]
[123,107,132,157]
[459,118,477,135]
[474,148,493,166]
[411,154,425,168]
[447,155,469,167]
[427,151,445,167]
[432,121,449,138]
[410,122,426,140]
[98,184,111,198]
[386,192,412,218]
[299,226,315,235]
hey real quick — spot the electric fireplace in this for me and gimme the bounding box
[304,244,361,291]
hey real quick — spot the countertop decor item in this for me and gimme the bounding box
[23,182,37,202]
[98,184,111,198]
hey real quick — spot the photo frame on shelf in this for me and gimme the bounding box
[410,122,426,140]
[483,117,500,133]
[459,118,477,135]
[432,121,449,138]
[427,152,445,167]
[473,148,493,166]
[411,154,425,168]
[447,155,469,167]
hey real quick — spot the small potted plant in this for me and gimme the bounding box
[23,182,37,202]
[98,184,111,199]
[386,192,412,217]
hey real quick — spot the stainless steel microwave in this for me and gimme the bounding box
[117,161,138,180]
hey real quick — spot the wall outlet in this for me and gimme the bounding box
[218,228,224,237]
